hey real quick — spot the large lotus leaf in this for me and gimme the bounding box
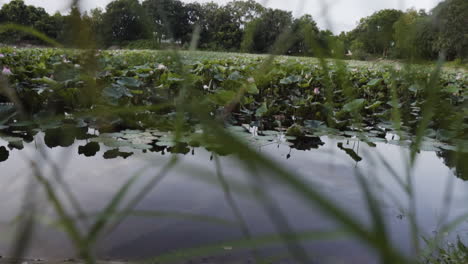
[255,102,268,117]
[367,78,381,87]
[228,71,243,81]
[343,99,366,112]
[117,77,142,88]
[304,120,325,129]
[365,101,383,110]
[280,75,301,84]
[208,90,237,105]
[102,84,133,100]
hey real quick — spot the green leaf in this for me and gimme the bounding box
[245,83,259,94]
[445,84,460,94]
[280,75,301,84]
[208,90,237,105]
[367,79,381,86]
[102,84,133,100]
[117,77,142,88]
[343,99,366,112]
[228,71,242,81]
[365,101,382,110]
[255,102,268,117]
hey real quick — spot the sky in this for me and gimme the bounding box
[1,0,444,33]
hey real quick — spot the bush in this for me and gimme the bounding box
[122,39,159,50]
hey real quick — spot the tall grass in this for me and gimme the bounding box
[0,0,466,263]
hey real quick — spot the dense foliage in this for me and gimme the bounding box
[0,48,466,153]
[0,0,466,61]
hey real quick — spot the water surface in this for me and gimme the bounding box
[0,131,467,263]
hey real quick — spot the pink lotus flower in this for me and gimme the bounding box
[2,67,12,75]
[0,54,4,58]
[314,87,320,95]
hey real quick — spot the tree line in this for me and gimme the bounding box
[0,0,466,61]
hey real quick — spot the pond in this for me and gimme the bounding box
[0,127,467,264]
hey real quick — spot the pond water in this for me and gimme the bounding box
[0,129,467,264]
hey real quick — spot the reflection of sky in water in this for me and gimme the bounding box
[0,134,467,263]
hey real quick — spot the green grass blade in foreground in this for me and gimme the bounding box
[354,168,397,264]
[103,157,179,236]
[86,166,151,245]
[30,162,93,263]
[0,23,62,47]
[214,155,261,261]
[189,105,409,263]
[243,159,312,263]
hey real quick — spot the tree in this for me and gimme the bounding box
[89,8,105,47]
[226,0,265,28]
[432,0,468,60]
[351,9,403,57]
[142,0,186,44]
[288,15,320,56]
[59,7,94,48]
[393,9,422,59]
[393,9,438,60]
[242,8,293,53]
[0,0,54,44]
[102,0,150,45]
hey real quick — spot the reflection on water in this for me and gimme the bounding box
[0,127,468,263]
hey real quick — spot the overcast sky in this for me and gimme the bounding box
[2,0,444,33]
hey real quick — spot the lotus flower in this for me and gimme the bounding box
[247,77,255,83]
[314,87,320,95]
[2,67,12,75]
[157,64,167,70]
[0,54,4,58]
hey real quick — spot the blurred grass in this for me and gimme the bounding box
[0,0,467,263]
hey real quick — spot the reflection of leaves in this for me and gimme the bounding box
[437,150,468,181]
[290,136,324,151]
[167,143,190,154]
[44,125,87,148]
[103,149,133,159]
[0,146,9,162]
[8,140,23,150]
[45,128,74,148]
[78,142,100,157]
[337,142,362,162]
